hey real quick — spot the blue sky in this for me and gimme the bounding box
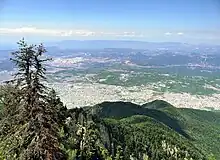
[0,0,220,44]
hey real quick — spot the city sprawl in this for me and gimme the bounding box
[1,45,220,110]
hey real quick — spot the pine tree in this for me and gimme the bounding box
[9,39,37,112]
[4,39,66,159]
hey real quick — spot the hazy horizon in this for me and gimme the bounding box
[1,39,220,50]
[0,0,220,45]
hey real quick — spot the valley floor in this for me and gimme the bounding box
[50,82,220,110]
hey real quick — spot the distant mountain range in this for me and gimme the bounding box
[1,40,220,50]
[45,40,185,50]
[45,40,220,50]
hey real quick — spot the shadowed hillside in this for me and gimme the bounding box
[92,101,191,139]
[88,100,220,159]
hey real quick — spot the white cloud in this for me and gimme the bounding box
[115,31,143,37]
[60,30,96,37]
[0,27,60,35]
[177,32,184,35]
[165,32,172,36]
[0,27,97,37]
[164,32,184,36]
[0,27,142,38]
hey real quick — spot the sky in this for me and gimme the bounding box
[0,0,220,44]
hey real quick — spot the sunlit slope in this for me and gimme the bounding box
[90,100,220,159]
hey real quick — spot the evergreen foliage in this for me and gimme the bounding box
[0,39,66,159]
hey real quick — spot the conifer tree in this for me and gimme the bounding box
[9,38,35,113]
[6,39,66,160]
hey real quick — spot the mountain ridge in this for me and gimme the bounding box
[87,100,220,159]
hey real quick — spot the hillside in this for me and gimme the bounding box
[1,86,218,159]
[0,85,212,160]
[89,100,220,159]
[151,104,220,159]
[63,103,207,160]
